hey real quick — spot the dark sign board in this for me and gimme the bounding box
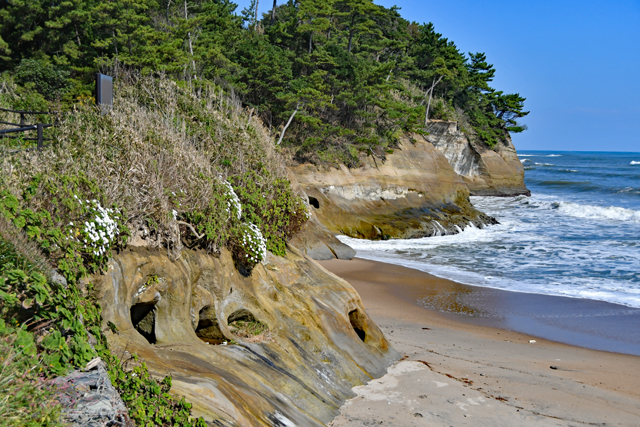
[95,73,113,110]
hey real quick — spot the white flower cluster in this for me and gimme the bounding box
[222,180,242,220]
[79,199,119,257]
[240,222,267,264]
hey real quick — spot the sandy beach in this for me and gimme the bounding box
[321,258,640,426]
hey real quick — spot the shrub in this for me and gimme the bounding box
[13,59,70,101]
[1,72,308,266]
[0,71,309,425]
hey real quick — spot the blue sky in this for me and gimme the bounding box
[235,0,640,152]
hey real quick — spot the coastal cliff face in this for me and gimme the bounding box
[290,135,496,240]
[92,247,396,426]
[425,121,530,196]
[287,171,357,261]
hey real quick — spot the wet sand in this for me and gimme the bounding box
[321,258,640,426]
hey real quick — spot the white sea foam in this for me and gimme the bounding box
[337,190,640,309]
[616,187,640,195]
[520,158,531,164]
[534,162,555,166]
[555,201,640,223]
[559,169,579,172]
[546,154,562,157]
[340,234,640,309]
[631,161,640,165]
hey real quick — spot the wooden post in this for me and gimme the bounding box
[37,123,43,150]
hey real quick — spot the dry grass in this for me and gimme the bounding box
[228,319,272,343]
[0,216,55,280]
[1,71,294,258]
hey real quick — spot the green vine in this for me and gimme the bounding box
[0,176,206,426]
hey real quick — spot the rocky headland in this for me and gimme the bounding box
[425,120,530,197]
[290,128,527,246]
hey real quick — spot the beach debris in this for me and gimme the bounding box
[413,412,424,417]
[550,366,558,370]
[421,327,431,330]
[529,339,536,343]
[84,357,101,371]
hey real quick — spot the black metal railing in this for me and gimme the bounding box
[0,107,55,150]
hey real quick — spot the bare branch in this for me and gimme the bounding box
[177,221,204,240]
[277,103,300,145]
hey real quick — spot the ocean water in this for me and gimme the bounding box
[338,151,640,309]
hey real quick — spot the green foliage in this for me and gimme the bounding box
[0,322,64,427]
[14,59,70,101]
[0,173,128,286]
[230,170,309,257]
[0,216,96,377]
[105,353,206,427]
[0,0,527,160]
[0,192,207,426]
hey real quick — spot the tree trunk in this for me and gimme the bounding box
[271,0,277,24]
[277,103,300,145]
[425,75,443,126]
[74,24,81,46]
[347,14,356,53]
[112,29,118,55]
[386,54,398,81]
[254,0,260,30]
[308,30,313,54]
[166,0,172,23]
[184,0,197,79]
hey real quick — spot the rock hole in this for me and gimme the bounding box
[348,309,366,342]
[130,302,157,344]
[227,309,270,343]
[195,306,226,345]
[308,196,320,209]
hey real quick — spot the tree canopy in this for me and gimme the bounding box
[0,0,528,165]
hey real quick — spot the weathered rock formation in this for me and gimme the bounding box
[290,214,357,261]
[287,170,356,260]
[290,134,496,240]
[425,121,530,197]
[92,246,396,426]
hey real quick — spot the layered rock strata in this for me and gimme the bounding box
[287,171,356,260]
[290,214,357,260]
[425,120,530,196]
[92,247,396,426]
[291,135,496,240]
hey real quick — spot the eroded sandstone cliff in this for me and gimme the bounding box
[425,121,530,197]
[287,171,357,261]
[291,134,496,240]
[92,246,396,426]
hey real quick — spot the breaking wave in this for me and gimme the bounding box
[553,201,640,223]
[631,161,640,165]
